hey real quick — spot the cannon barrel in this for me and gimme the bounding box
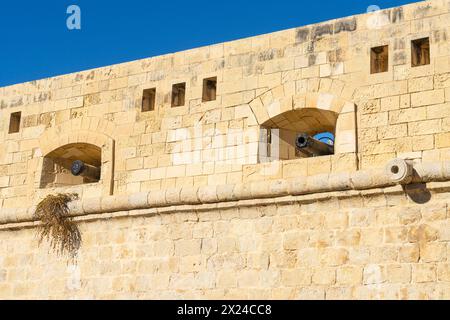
[71,160,101,181]
[295,133,334,157]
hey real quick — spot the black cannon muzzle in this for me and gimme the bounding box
[295,133,334,157]
[71,160,101,181]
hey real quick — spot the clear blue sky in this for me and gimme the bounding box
[0,0,415,87]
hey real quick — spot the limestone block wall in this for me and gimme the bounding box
[0,185,449,299]
[0,0,449,208]
[0,0,449,299]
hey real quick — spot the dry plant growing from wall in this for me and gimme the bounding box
[34,193,82,262]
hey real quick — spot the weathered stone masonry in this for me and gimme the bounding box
[0,0,450,299]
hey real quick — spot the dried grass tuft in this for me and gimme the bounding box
[34,193,81,262]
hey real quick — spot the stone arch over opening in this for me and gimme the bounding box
[260,108,338,161]
[262,108,338,133]
[37,117,116,196]
[248,85,357,162]
[40,143,102,188]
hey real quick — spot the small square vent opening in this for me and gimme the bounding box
[371,45,389,74]
[412,38,430,67]
[8,112,21,134]
[142,88,156,112]
[172,83,186,107]
[202,77,217,102]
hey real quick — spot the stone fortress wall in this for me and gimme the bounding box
[0,0,449,299]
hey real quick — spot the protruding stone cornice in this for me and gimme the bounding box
[0,159,449,228]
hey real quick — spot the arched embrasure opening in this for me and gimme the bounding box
[259,108,338,162]
[40,143,102,188]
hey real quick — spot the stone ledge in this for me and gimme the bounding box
[0,160,449,227]
[0,181,449,231]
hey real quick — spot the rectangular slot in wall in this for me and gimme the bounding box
[370,45,389,74]
[172,83,186,107]
[8,112,21,134]
[411,37,430,67]
[202,77,217,102]
[142,88,156,112]
[267,128,272,158]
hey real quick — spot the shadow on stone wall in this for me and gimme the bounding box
[403,183,432,204]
